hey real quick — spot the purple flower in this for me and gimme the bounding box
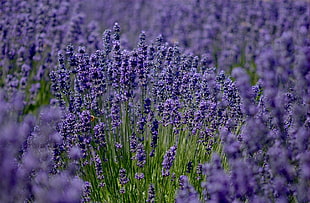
[78,110,92,133]
[196,163,203,180]
[119,168,129,186]
[110,94,121,129]
[162,145,177,177]
[150,119,159,149]
[93,122,106,148]
[135,143,146,168]
[93,154,105,187]
[82,181,91,202]
[134,173,145,180]
[115,142,123,149]
[146,184,155,203]
[129,133,138,153]
[103,29,112,55]
[186,161,193,173]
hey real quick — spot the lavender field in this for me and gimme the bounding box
[1,0,309,202]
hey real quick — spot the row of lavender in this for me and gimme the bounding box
[81,0,309,71]
[0,0,309,202]
[2,0,309,99]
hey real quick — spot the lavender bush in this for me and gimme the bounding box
[0,0,309,202]
[49,24,239,201]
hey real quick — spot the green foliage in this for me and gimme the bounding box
[79,107,229,202]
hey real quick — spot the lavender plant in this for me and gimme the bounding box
[49,24,246,202]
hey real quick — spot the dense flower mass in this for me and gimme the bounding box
[0,92,84,202]
[0,0,309,202]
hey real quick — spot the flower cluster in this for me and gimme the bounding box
[0,92,84,202]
